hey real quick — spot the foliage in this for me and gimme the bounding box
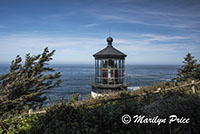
[1,81,200,134]
[175,53,200,81]
[143,89,200,134]
[0,47,62,119]
[0,114,43,134]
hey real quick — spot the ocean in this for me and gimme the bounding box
[0,64,180,102]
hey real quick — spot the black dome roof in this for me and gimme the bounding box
[93,37,127,58]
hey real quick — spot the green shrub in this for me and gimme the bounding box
[1,82,200,134]
[0,114,43,134]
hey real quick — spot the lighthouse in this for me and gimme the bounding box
[91,37,129,97]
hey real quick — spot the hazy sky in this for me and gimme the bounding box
[0,0,200,65]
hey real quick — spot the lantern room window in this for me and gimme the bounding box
[95,58,125,85]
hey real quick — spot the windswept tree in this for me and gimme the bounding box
[0,47,62,118]
[176,53,199,81]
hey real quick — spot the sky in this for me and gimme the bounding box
[0,0,200,65]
